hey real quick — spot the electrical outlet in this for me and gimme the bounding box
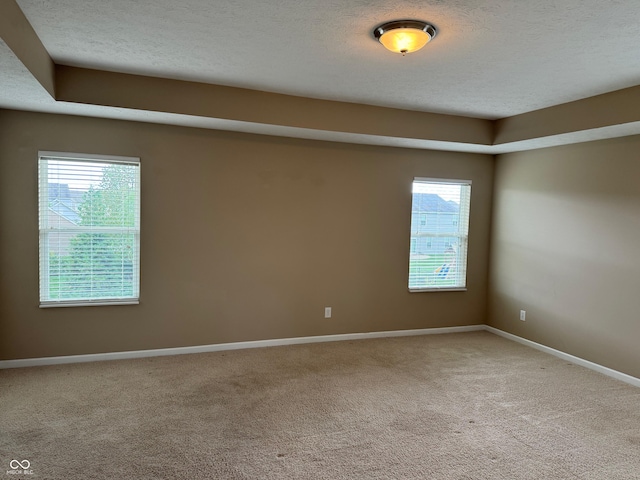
[324,307,332,319]
[519,310,526,321]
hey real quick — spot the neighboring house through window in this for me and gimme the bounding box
[408,178,471,291]
[38,152,141,307]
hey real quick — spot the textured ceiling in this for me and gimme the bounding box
[12,0,640,120]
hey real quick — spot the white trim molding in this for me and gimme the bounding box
[0,325,483,369]
[484,326,640,389]
[1,324,639,389]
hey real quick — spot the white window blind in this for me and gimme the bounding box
[38,152,141,307]
[408,178,471,291]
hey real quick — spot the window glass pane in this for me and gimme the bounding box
[38,154,140,306]
[408,178,471,291]
[47,232,137,301]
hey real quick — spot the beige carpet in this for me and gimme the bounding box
[1,331,639,479]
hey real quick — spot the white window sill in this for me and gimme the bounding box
[409,288,467,293]
[39,299,139,308]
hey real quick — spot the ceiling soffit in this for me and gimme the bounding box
[2,0,640,154]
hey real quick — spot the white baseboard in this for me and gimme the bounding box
[0,324,484,369]
[484,326,640,389]
[2,324,638,389]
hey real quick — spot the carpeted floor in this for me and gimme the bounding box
[1,331,639,479]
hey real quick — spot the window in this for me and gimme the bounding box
[38,152,141,307]
[408,178,471,291]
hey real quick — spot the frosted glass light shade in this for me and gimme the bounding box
[379,28,431,54]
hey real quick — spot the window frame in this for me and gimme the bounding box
[38,151,141,308]
[408,177,471,293]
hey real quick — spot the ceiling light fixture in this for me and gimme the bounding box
[373,20,437,56]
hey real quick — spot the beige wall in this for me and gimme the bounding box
[489,136,640,378]
[0,109,494,360]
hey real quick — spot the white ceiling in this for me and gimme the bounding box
[8,0,640,121]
